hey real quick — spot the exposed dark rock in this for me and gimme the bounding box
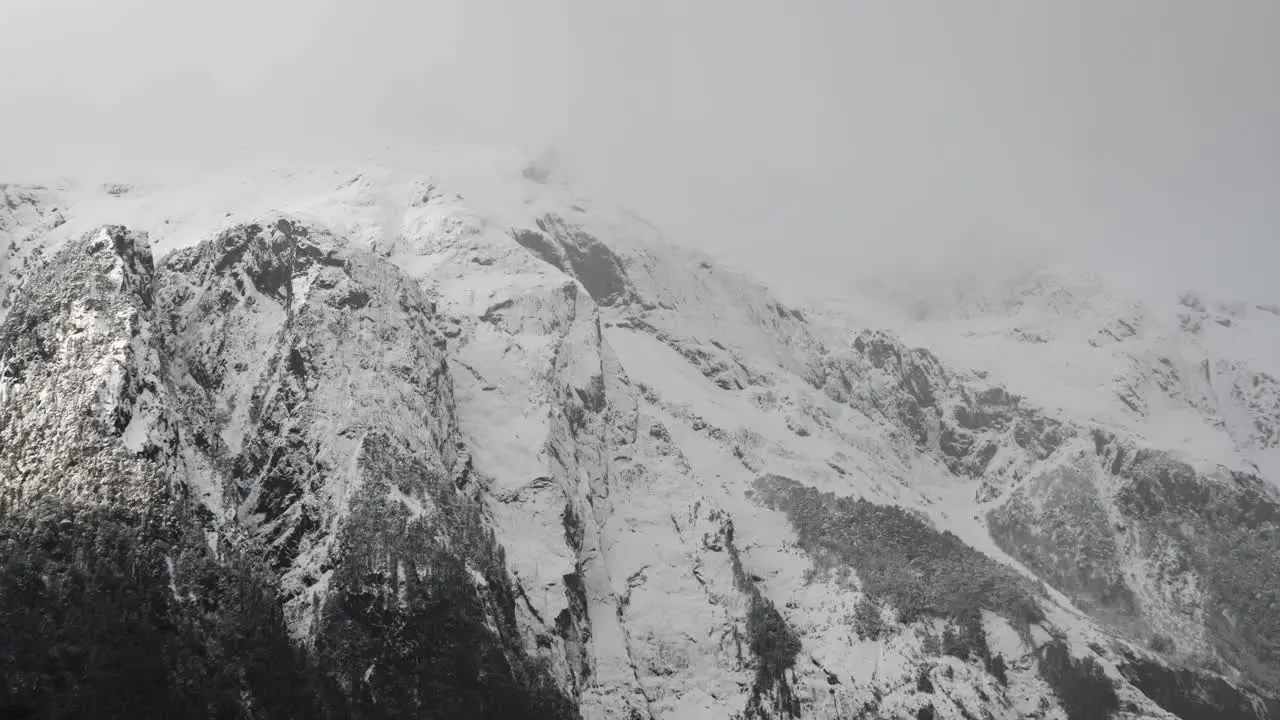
[840,331,1071,489]
[556,503,593,693]
[1118,649,1280,720]
[1036,639,1119,720]
[512,228,566,272]
[916,668,935,693]
[511,214,634,306]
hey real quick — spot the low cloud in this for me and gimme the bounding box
[2,1,1275,303]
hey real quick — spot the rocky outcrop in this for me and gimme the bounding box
[512,214,635,307]
[0,227,331,718]
[799,330,1074,499]
[989,432,1280,703]
[0,226,172,510]
[0,184,66,323]
[0,223,575,719]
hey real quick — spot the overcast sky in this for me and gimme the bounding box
[1,1,1277,304]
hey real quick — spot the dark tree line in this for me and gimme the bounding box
[0,501,334,719]
[0,470,578,720]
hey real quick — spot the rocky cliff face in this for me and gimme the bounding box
[2,166,1279,719]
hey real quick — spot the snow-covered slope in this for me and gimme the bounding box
[2,159,1279,720]
[869,272,1280,481]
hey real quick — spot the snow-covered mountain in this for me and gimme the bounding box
[2,160,1279,720]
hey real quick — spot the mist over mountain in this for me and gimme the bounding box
[2,2,1278,718]
[3,2,1277,306]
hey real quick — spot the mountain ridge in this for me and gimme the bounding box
[2,164,1279,719]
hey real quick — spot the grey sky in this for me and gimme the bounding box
[2,1,1277,305]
